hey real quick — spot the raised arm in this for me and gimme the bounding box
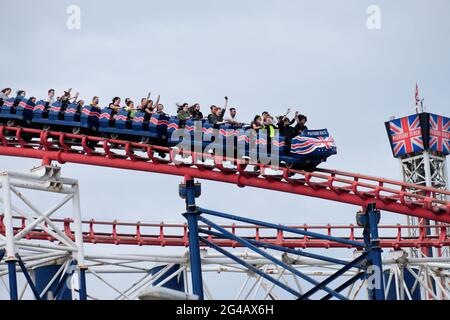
[285,108,291,117]
[290,111,298,125]
[220,96,228,118]
[70,92,79,102]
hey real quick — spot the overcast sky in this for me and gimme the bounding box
[1,0,449,299]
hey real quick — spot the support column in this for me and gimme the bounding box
[180,178,204,300]
[7,260,18,300]
[359,203,385,300]
[78,268,87,300]
[443,159,449,201]
[367,205,385,300]
[72,183,87,300]
[1,173,18,300]
[422,151,434,257]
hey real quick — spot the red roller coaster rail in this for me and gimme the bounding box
[1,215,449,249]
[0,126,449,223]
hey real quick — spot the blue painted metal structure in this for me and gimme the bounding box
[150,264,185,292]
[0,252,85,300]
[384,268,421,300]
[180,180,385,300]
[180,180,204,300]
[34,264,72,300]
[78,268,87,300]
[357,203,385,300]
[7,260,18,300]
[16,255,41,300]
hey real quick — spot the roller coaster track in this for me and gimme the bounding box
[1,215,449,249]
[0,125,449,223]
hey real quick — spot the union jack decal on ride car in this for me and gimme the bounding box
[150,117,169,126]
[34,102,46,111]
[238,134,250,143]
[167,123,238,137]
[3,100,13,108]
[291,135,336,155]
[50,106,61,113]
[81,108,100,118]
[19,100,34,111]
[65,107,77,114]
[133,115,145,123]
[115,114,128,121]
[100,113,112,120]
[272,140,286,148]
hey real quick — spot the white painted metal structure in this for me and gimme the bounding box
[1,166,449,300]
[396,94,450,258]
[2,247,449,300]
[0,166,86,300]
[399,151,449,258]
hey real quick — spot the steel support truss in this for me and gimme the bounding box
[399,152,450,258]
[4,248,447,300]
[0,169,448,300]
[180,179,386,300]
[0,166,87,300]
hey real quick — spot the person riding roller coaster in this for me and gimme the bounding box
[207,97,228,128]
[125,100,138,118]
[189,103,203,121]
[90,96,101,110]
[0,88,333,171]
[177,103,192,128]
[0,88,12,107]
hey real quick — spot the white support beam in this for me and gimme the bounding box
[1,173,16,260]
[71,184,85,268]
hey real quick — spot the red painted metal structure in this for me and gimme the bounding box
[0,126,449,224]
[1,215,449,249]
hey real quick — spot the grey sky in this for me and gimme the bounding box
[0,0,449,299]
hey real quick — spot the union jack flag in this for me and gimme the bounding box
[388,115,424,157]
[429,114,450,155]
[415,83,420,105]
[291,132,336,155]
